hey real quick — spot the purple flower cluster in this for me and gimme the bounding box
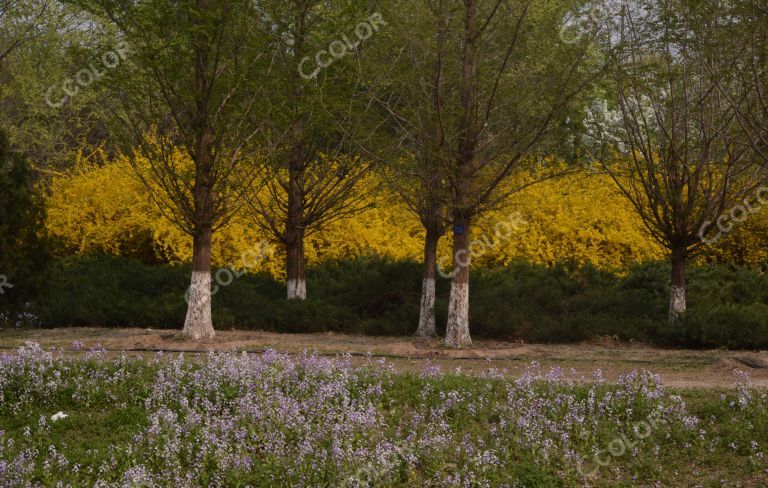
[0,304,41,329]
[109,350,390,486]
[1,343,766,486]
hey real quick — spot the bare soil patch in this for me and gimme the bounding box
[2,327,767,388]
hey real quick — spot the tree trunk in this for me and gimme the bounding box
[286,227,306,300]
[669,248,687,324]
[445,213,472,347]
[444,0,477,348]
[183,226,215,340]
[183,0,215,340]
[415,227,440,337]
[286,148,306,300]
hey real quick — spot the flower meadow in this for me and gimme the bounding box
[0,343,767,487]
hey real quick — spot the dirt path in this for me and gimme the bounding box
[2,327,767,388]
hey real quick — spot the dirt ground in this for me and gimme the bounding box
[2,327,768,389]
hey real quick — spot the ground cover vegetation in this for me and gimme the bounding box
[1,343,767,486]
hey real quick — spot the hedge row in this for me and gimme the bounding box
[5,256,768,349]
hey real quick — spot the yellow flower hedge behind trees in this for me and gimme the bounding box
[477,173,665,270]
[47,150,767,277]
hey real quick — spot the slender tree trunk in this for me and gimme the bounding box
[414,0,448,339]
[282,12,309,301]
[286,148,306,300]
[415,226,440,337]
[183,131,215,340]
[444,0,477,348]
[183,225,215,339]
[445,213,472,347]
[286,227,306,300]
[183,0,215,340]
[669,247,687,324]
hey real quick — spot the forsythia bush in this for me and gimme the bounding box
[696,204,768,268]
[477,173,665,270]
[52,149,768,276]
[46,152,157,257]
[46,150,279,272]
[46,151,427,278]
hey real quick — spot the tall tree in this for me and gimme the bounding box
[363,0,598,346]
[332,0,454,338]
[73,0,277,339]
[717,0,768,165]
[245,0,375,300]
[0,132,47,307]
[0,0,50,63]
[366,0,453,338]
[1,1,122,174]
[588,0,768,323]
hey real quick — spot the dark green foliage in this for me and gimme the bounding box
[0,131,48,308]
[28,255,768,349]
[680,304,768,349]
[33,256,189,328]
[33,256,420,334]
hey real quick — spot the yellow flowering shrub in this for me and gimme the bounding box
[46,150,157,257]
[58,148,768,277]
[45,151,427,278]
[472,173,666,271]
[696,203,768,267]
[46,150,280,273]
[306,198,424,264]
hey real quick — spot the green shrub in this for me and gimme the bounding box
[28,255,768,349]
[34,256,188,328]
[0,131,49,309]
[681,304,768,349]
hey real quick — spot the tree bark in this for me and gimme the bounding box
[183,225,215,339]
[285,145,306,300]
[445,213,472,347]
[444,0,477,348]
[415,226,440,337]
[286,227,306,300]
[182,0,216,340]
[669,247,687,324]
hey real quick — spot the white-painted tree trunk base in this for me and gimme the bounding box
[415,278,437,337]
[287,279,307,300]
[669,284,686,323]
[445,282,471,347]
[183,271,215,340]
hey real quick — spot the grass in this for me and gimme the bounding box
[1,344,767,486]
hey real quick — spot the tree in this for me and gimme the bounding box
[588,0,768,323]
[73,0,277,339]
[1,1,123,174]
[244,0,375,300]
[364,0,598,346]
[0,0,50,63]
[391,0,450,339]
[350,0,452,338]
[0,132,48,307]
[716,1,768,166]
